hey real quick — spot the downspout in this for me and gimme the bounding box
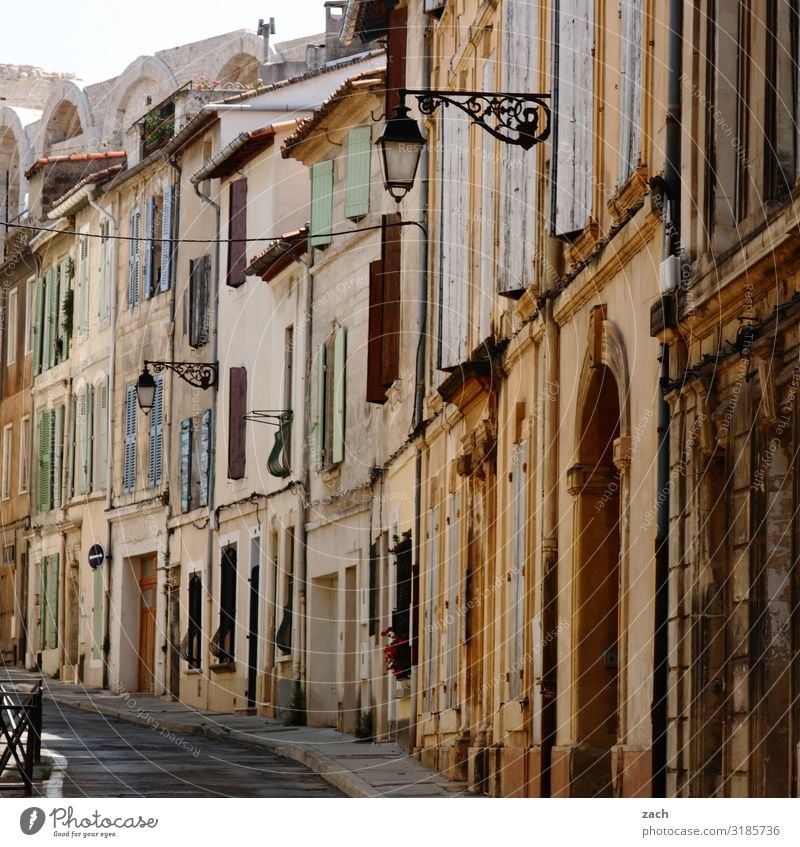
[193,179,220,714]
[411,10,431,752]
[652,0,683,800]
[87,189,117,690]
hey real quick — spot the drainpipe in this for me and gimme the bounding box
[411,10,431,752]
[652,0,683,800]
[87,189,117,690]
[193,179,220,713]
[58,376,73,678]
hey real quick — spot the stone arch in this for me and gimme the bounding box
[216,52,261,87]
[39,80,94,152]
[101,56,178,142]
[0,106,35,220]
[192,31,262,87]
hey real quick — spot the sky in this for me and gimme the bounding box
[3,0,328,84]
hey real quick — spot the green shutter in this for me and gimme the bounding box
[47,553,59,649]
[32,276,44,375]
[92,566,103,659]
[42,268,54,371]
[315,343,326,470]
[53,404,64,508]
[66,395,76,500]
[345,127,372,220]
[95,378,109,490]
[310,160,333,248]
[38,411,52,513]
[332,326,346,465]
[180,418,193,511]
[38,557,46,648]
[59,259,71,361]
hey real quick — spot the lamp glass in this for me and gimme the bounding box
[377,105,426,201]
[137,369,156,412]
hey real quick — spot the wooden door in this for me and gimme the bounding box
[137,557,157,692]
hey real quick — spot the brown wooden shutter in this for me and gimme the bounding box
[228,367,247,479]
[366,260,385,404]
[380,214,401,388]
[227,178,248,288]
[386,7,408,116]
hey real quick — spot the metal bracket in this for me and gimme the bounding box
[145,360,218,389]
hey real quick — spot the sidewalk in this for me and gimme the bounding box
[1,670,466,798]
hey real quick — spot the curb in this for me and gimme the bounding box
[48,694,384,798]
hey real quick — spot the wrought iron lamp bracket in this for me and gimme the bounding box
[400,88,551,150]
[243,410,293,426]
[145,360,218,389]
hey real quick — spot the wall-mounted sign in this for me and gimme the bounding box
[88,544,105,570]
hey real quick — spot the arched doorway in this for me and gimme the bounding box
[569,363,621,796]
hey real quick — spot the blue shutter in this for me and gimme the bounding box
[180,418,193,511]
[143,196,156,299]
[310,161,333,248]
[199,409,211,507]
[160,185,174,292]
[123,384,137,492]
[149,376,163,486]
[332,326,346,464]
[345,127,371,220]
[128,208,140,307]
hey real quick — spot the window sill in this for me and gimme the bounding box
[184,667,202,675]
[209,660,236,673]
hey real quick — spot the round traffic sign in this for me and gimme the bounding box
[88,544,105,570]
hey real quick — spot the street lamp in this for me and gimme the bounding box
[377,88,551,202]
[136,360,218,413]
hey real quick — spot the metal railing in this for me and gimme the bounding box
[0,680,43,797]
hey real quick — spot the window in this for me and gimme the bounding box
[180,418,193,511]
[345,127,371,220]
[143,195,158,300]
[123,384,137,492]
[78,233,90,335]
[160,185,174,293]
[25,277,34,355]
[148,375,164,487]
[315,326,346,470]
[423,502,440,712]
[215,545,237,662]
[226,178,248,287]
[275,530,294,656]
[228,367,247,479]
[94,378,109,491]
[508,439,528,700]
[369,543,379,637]
[182,410,213,511]
[128,207,141,307]
[37,407,62,512]
[39,553,60,650]
[6,288,17,365]
[189,255,210,347]
[618,0,643,183]
[76,384,94,495]
[31,275,44,375]
[187,573,202,669]
[19,416,29,493]
[309,160,333,248]
[1,424,12,499]
[98,221,111,321]
[366,216,401,403]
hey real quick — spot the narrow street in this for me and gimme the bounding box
[38,700,345,798]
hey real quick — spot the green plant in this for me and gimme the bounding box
[61,288,74,338]
[283,682,307,726]
[355,709,374,742]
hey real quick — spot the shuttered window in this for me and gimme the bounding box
[228,367,247,479]
[31,276,44,375]
[128,208,140,307]
[38,558,46,648]
[315,344,326,471]
[509,440,528,699]
[424,503,440,713]
[552,0,595,235]
[499,0,537,293]
[52,404,64,509]
[37,410,53,513]
[42,267,55,370]
[618,0,643,182]
[345,127,372,219]
[481,52,498,311]
[226,178,248,287]
[56,259,70,363]
[180,419,193,511]
[187,573,202,669]
[332,326,346,465]
[310,161,333,248]
[66,396,76,500]
[199,409,212,506]
[92,566,103,659]
[46,553,59,649]
[77,386,93,495]
[98,221,110,321]
[94,378,109,490]
[446,492,460,708]
[78,235,90,335]
[123,384,137,492]
[143,195,156,300]
[160,185,174,292]
[189,255,210,348]
[148,375,164,487]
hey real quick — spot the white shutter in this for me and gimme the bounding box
[480,52,497,330]
[499,0,539,293]
[76,389,86,494]
[143,196,156,299]
[98,221,110,321]
[438,109,470,369]
[79,235,89,334]
[332,327,346,464]
[160,185,174,292]
[95,378,109,490]
[85,384,94,491]
[553,0,595,235]
[128,209,140,307]
[618,0,643,182]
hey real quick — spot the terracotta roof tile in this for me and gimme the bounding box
[24,151,126,179]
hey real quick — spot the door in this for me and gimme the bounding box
[137,556,157,692]
[168,577,180,700]
[247,563,260,708]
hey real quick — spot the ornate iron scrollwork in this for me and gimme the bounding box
[145,360,218,389]
[403,88,551,150]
